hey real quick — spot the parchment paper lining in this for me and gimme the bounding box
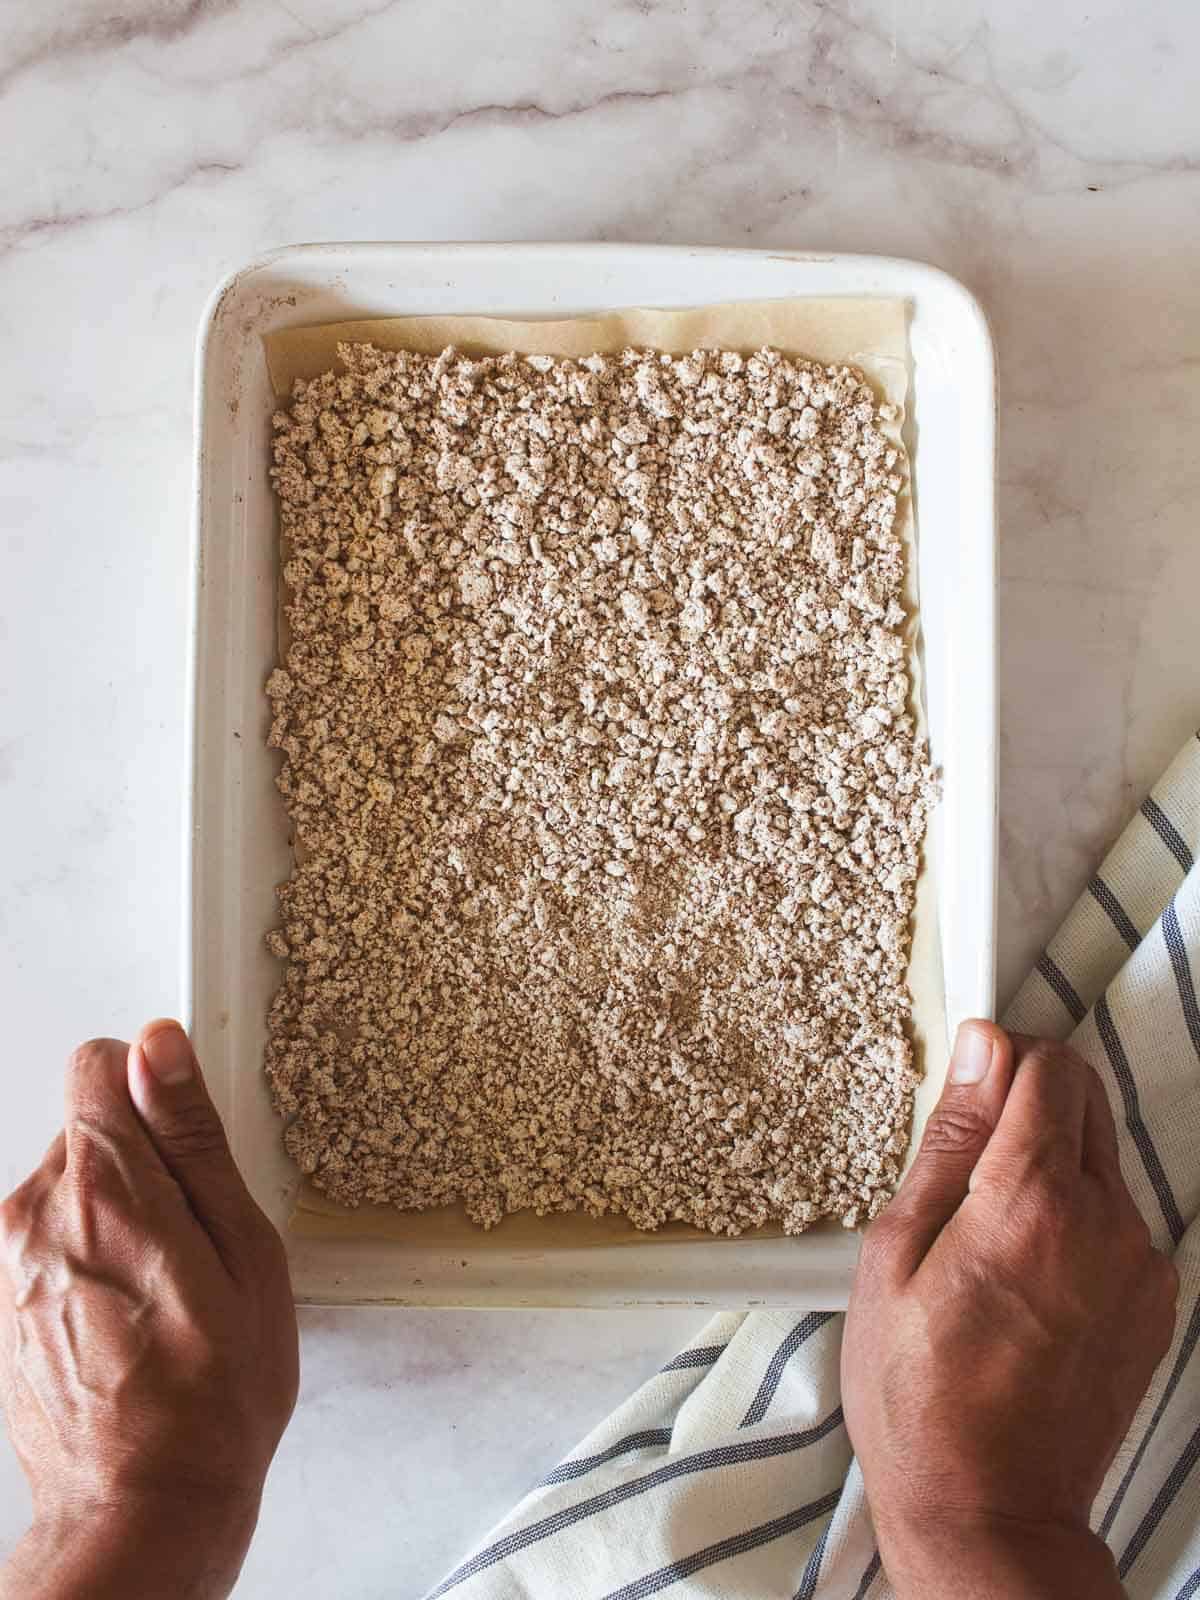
[262,298,946,1247]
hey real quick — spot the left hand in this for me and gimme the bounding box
[0,1022,298,1600]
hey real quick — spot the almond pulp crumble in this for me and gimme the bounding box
[264,340,936,1235]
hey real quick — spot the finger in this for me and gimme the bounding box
[865,1020,1015,1280]
[1008,1040,1092,1170]
[1080,1057,1122,1184]
[63,1038,168,1189]
[41,1132,67,1179]
[127,1019,266,1274]
[973,1040,1090,1188]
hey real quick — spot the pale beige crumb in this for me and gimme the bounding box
[264,341,936,1236]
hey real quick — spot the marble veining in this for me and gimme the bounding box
[1,1,1199,1591]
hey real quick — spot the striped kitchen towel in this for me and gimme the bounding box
[426,730,1200,1600]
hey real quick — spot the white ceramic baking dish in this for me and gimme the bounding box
[188,243,995,1307]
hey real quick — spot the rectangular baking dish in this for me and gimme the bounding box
[188,243,996,1307]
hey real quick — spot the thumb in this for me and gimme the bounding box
[870,1020,1015,1280]
[127,1018,260,1265]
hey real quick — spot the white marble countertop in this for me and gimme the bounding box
[1,1,1198,1592]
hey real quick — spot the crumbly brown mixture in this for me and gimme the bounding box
[264,340,935,1235]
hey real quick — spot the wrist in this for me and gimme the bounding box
[879,1510,1123,1600]
[3,1487,261,1600]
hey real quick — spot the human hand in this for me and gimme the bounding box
[0,1022,298,1600]
[843,1021,1178,1600]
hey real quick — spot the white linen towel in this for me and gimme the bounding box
[427,731,1200,1600]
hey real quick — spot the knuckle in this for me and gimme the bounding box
[945,1231,998,1297]
[1025,1171,1076,1233]
[1023,1041,1095,1097]
[162,1101,229,1163]
[919,1101,992,1160]
[1028,1145,1077,1192]
[1019,1037,1059,1065]
[991,1181,1047,1250]
[1033,1037,1074,1065]
[984,1176,1073,1264]
[1020,1042,1080,1086]
[68,1037,125,1077]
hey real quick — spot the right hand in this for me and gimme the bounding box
[0,1021,298,1600]
[843,1021,1179,1599]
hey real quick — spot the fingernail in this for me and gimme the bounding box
[950,1022,995,1085]
[140,1023,195,1086]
